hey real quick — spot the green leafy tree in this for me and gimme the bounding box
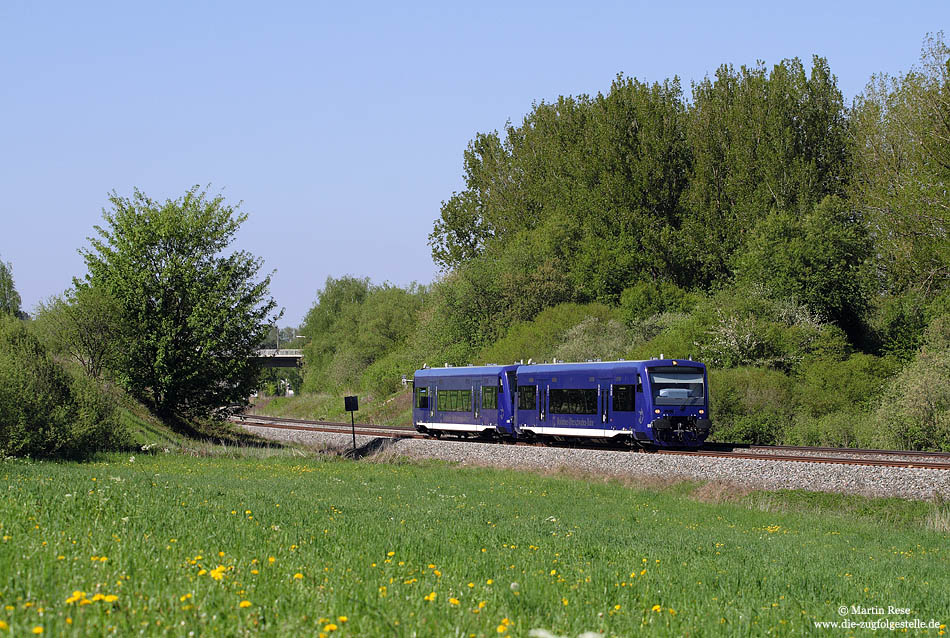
[33,286,122,380]
[732,196,872,337]
[850,33,950,295]
[0,257,22,317]
[684,57,849,285]
[79,186,278,421]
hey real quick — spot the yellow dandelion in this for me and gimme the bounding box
[32,628,43,635]
[652,604,662,612]
[293,573,303,580]
[198,569,207,576]
[486,579,494,585]
[496,626,507,634]
[323,623,338,631]
[424,591,437,602]
[337,616,348,623]
[449,598,460,606]
[478,601,486,609]
[614,604,621,610]
[103,595,118,603]
[387,551,395,557]
[562,598,569,606]
[467,582,475,588]
[91,593,105,602]
[251,569,259,575]
[0,621,7,630]
[239,600,252,608]
[268,556,276,563]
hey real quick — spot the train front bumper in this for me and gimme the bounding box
[651,416,711,443]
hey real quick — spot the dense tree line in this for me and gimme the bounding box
[296,34,950,449]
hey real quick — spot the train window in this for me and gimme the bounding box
[518,385,536,410]
[612,385,635,411]
[482,386,497,410]
[648,367,705,406]
[549,388,598,414]
[415,387,429,409]
[636,374,642,393]
[436,390,472,412]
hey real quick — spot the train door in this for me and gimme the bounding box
[474,383,479,421]
[517,382,539,434]
[598,378,611,437]
[635,372,646,429]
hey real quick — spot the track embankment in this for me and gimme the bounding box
[236,415,950,500]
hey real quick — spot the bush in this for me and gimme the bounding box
[783,411,878,448]
[553,317,629,362]
[360,351,416,397]
[707,367,794,444]
[619,280,695,325]
[475,303,618,365]
[795,353,900,418]
[873,316,950,451]
[693,285,847,371]
[0,315,124,458]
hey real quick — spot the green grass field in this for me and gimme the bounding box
[0,452,947,636]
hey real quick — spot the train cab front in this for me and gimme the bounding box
[644,362,711,447]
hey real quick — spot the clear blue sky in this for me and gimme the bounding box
[2,0,947,326]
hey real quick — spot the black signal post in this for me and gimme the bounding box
[344,395,359,450]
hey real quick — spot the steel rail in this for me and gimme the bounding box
[235,415,950,470]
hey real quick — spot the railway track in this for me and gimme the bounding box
[235,414,950,471]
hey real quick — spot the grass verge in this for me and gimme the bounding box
[0,454,946,637]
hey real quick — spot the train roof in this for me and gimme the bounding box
[518,359,704,375]
[413,364,518,379]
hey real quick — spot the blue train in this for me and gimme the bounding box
[412,359,711,448]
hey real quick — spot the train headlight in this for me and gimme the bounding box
[654,409,660,414]
[699,409,704,415]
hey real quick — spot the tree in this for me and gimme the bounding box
[850,33,950,295]
[732,196,872,337]
[0,257,21,318]
[33,286,121,380]
[79,186,278,421]
[683,57,849,285]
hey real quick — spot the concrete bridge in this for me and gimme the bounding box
[254,349,303,368]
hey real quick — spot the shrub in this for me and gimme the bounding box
[361,351,416,397]
[873,316,950,451]
[795,353,900,418]
[619,280,695,325]
[692,285,846,371]
[475,303,618,365]
[783,411,878,448]
[0,315,124,458]
[553,317,629,362]
[707,367,794,444]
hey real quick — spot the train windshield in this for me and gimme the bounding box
[647,366,705,406]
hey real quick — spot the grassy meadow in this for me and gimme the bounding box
[0,452,947,637]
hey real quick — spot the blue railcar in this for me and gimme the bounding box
[412,365,518,437]
[412,359,710,447]
[513,359,710,447]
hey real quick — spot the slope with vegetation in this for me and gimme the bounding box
[278,34,950,450]
[1,187,279,458]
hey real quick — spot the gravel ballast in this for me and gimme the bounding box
[242,425,950,501]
